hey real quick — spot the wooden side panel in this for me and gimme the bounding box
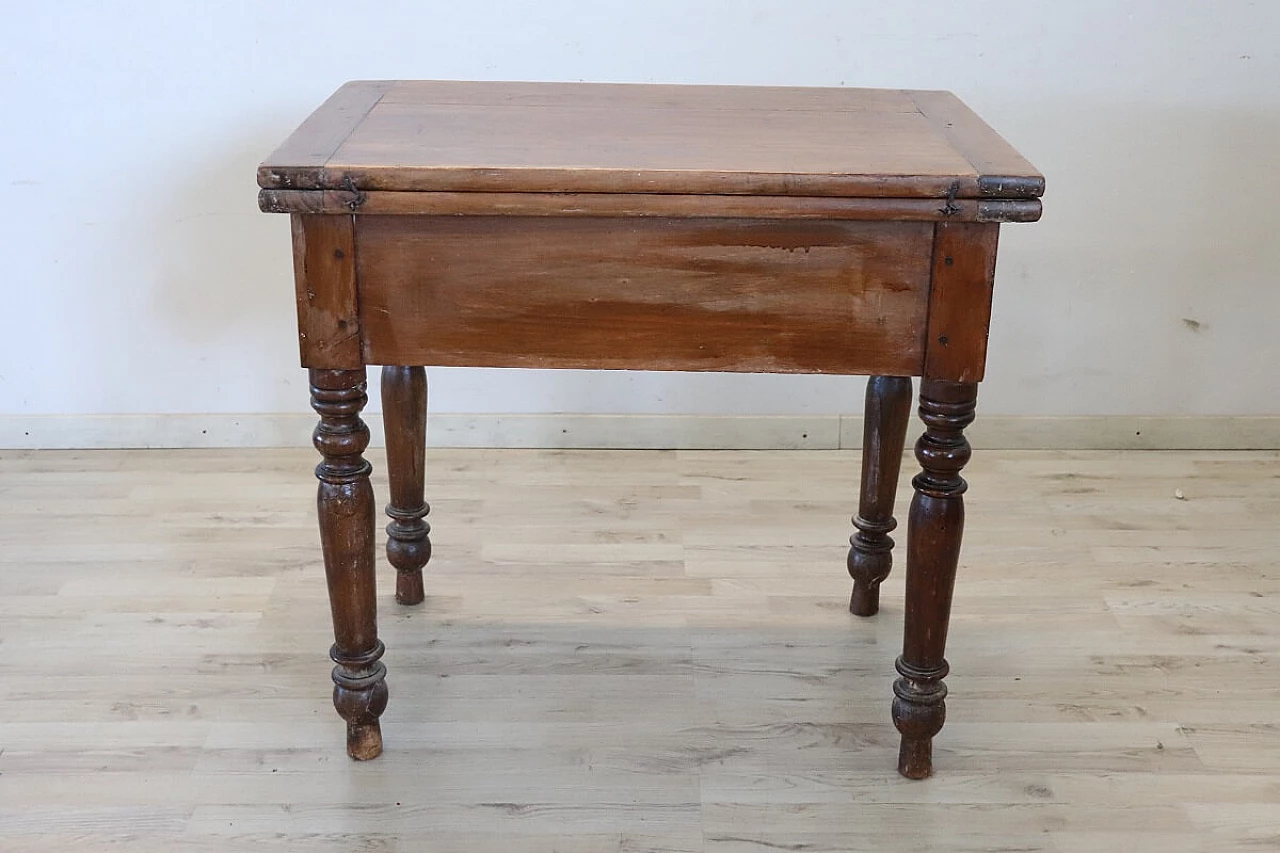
[356,216,932,375]
[291,214,363,368]
[922,222,1000,383]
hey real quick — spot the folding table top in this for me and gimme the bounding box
[258,80,1043,203]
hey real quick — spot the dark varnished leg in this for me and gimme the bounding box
[310,368,387,760]
[381,365,431,606]
[848,375,913,616]
[893,379,977,779]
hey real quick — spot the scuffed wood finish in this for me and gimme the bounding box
[290,214,361,369]
[357,216,932,375]
[260,189,1042,222]
[259,81,392,190]
[381,365,431,606]
[894,379,978,779]
[847,376,913,616]
[309,368,386,760]
[910,90,1045,198]
[923,222,1000,383]
[258,80,1043,201]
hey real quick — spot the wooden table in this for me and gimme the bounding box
[258,80,1043,779]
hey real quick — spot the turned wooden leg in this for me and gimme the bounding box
[310,368,388,760]
[381,365,431,606]
[893,379,977,779]
[848,375,913,616]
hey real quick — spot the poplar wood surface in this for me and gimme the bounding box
[356,217,932,375]
[1,448,1277,851]
[258,81,1044,201]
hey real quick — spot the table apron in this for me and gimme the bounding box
[290,214,998,379]
[359,215,937,375]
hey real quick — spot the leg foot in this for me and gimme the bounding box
[332,640,389,760]
[311,368,388,759]
[848,577,881,617]
[346,721,384,761]
[381,365,431,606]
[393,559,426,606]
[893,658,948,778]
[892,379,976,778]
[896,735,934,780]
[848,376,912,616]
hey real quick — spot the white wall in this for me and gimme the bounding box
[2,1,1277,423]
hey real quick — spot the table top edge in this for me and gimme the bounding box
[257,80,1044,202]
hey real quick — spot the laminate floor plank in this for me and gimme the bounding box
[1,447,1277,852]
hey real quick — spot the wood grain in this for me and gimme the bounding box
[290,214,362,369]
[258,81,391,190]
[910,90,1045,198]
[895,379,978,778]
[309,368,386,760]
[922,222,1000,383]
[259,80,1042,200]
[2,447,1278,849]
[380,365,431,606]
[260,188,1043,222]
[847,376,913,616]
[355,216,933,375]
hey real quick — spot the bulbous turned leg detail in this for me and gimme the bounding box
[381,366,431,606]
[893,379,977,779]
[848,376,913,616]
[331,640,388,760]
[311,368,387,760]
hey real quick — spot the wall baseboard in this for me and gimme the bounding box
[1,413,1278,451]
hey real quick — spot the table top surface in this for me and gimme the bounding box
[259,80,1042,201]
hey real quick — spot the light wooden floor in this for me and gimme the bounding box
[1,448,1278,852]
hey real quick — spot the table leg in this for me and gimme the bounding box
[847,375,913,616]
[381,365,431,606]
[310,368,388,760]
[893,379,977,778]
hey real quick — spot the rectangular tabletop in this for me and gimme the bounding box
[259,80,1043,201]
